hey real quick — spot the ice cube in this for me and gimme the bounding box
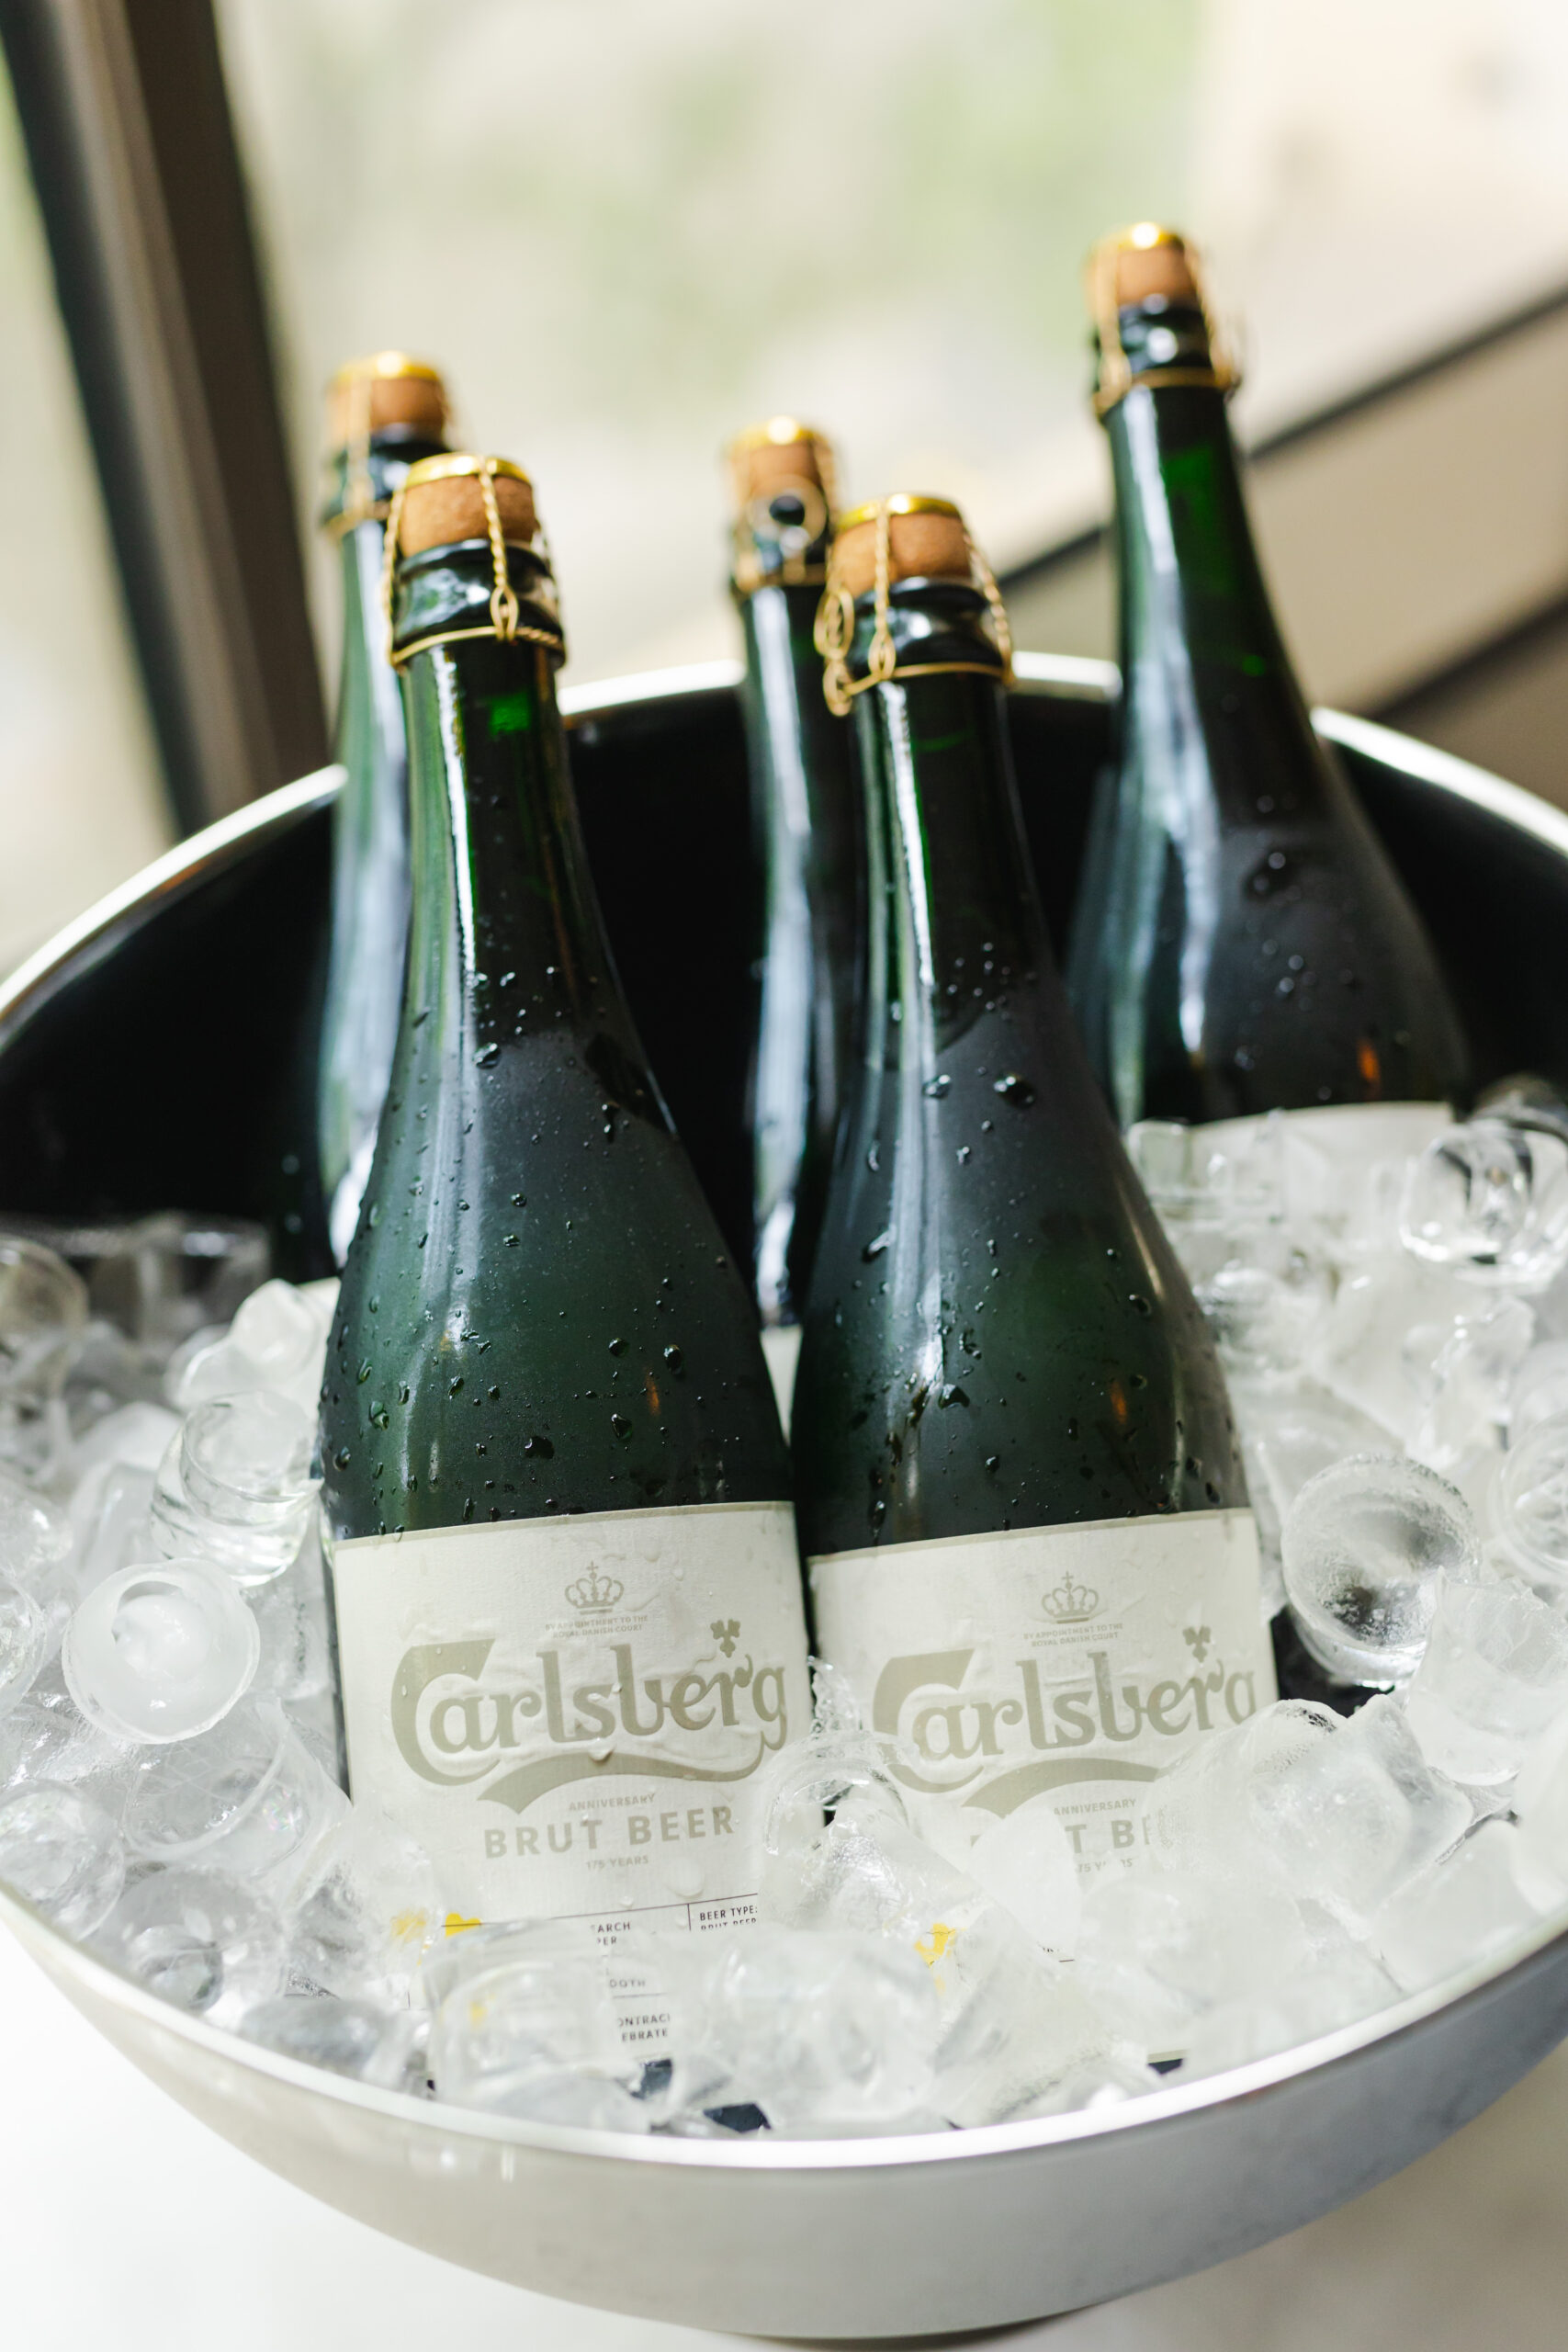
[1247,1695,1470,1914]
[666,1925,940,2132]
[1281,1453,1479,1686]
[248,1535,332,1709]
[1136,1700,1340,1882]
[120,1695,347,1886]
[0,1468,73,1597]
[0,1673,134,1806]
[239,1995,428,2092]
[68,1463,157,1602]
[0,1782,124,1933]
[95,1863,286,2026]
[1371,1820,1551,1992]
[150,1393,318,1583]
[765,1792,1111,2122]
[1405,1296,1535,1475]
[1495,1417,1568,1597]
[1075,1870,1312,2052]
[1506,1713,1568,1891]
[1308,1260,1479,1443]
[1195,1245,1332,1381]
[1510,1345,1568,1439]
[1400,1121,1568,1292]
[83,1213,268,1355]
[169,1280,328,1419]
[1404,1572,1568,1786]
[1179,1951,1399,2077]
[72,1401,182,1482]
[962,1796,1081,1957]
[284,1800,441,2000]
[62,1558,260,1745]
[0,1574,48,1716]
[1235,1381,1393,1619]
[428,1917,646,2129]
[0,1234,88,1482]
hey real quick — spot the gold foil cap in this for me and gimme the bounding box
[816,494,1012,717]
[1085,223,1236,417]
[832,495,970,601]
[382,454,561,671]
[326,352,448,452]
[726,416,837,594]
[395,452,537,555]
[727,416,836,510]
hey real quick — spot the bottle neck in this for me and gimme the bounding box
[334,520,404,778]
[399,633,647,1086]
[1106,383,1328,817]
[1108,384,1293,679]
[852,618,1045,1091]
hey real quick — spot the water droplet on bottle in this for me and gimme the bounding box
[937,1384,969,1408]
[370,1402,389,1430]
[663,1344,684,1372]
[611,1413,632,1442]
[862,1230,892,1263]
[985,1453,999,1472]
[922,1074,952,1099]
[449,1376,464,1395]
[956,1145,972,1163]
[333,1448,351,1470]
[1129,1295,1152,1317]
[608,1337,626,1356]
[524,1434,553,1459]
[475,1043,499,1068]
[355,1360,371,1385]
[993,1073,1034,1107]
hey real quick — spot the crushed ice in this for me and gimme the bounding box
[6,1114,1568,2132]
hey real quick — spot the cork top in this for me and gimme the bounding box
[726,416,835,511]
[1098,224,1199,311]
[395,454,538,559]
[1086,223,1235,416]
[833,496,971,601]
[327,353,448,451]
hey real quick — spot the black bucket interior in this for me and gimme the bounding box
[0,678,1553,1279]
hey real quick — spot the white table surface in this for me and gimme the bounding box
[5,1918,1568,2352]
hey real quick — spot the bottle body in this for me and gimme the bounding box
[795,524,1273,1873]
[1066,269,1468,1134]
[318,512,416,1262]
[320,476,808,1945]
[318,395,448,1263]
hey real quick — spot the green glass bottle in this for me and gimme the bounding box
[320,454,809,1941]
[795,495,1274,1873]
[1066,226,1469,1157]
[727,418,861,1421]
[318,354,450,1265]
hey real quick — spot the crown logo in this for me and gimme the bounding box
[565,1565,624,1612]
[1041,1572,1101,1624]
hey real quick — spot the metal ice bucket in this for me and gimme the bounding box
[1,654,1567,2339]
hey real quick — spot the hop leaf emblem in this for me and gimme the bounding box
[711,1618,741,1657]
[1183,1623,1213,1663]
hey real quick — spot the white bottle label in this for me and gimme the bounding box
[331,1500,809,1951]
[810,1509,1275,1873]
